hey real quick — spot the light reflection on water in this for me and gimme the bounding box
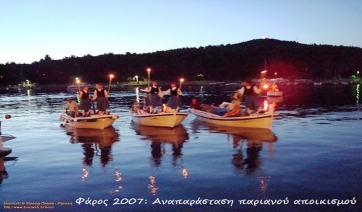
[0,84,361,211]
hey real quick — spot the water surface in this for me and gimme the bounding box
[0,84,361,211]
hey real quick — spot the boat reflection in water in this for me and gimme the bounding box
[193,122,278,194]
[194,122,278,173]
[132,124,189,195]
[267,96,283,104]
[133,124,189,167]
[1,132,18,185]
[0,157,18,185]
[65,126,120,167]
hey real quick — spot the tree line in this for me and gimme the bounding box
[1,38,361,86]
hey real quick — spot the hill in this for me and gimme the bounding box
[0,38,361,85]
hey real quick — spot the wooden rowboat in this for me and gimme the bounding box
[189,108,277,129]
[130,111,188,128]
[60,113,119,129]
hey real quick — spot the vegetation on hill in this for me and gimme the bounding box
[1,38,361,86]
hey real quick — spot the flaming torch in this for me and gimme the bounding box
[147,68,151,87]
[108,74,114,93]
[75,77,81,93]
[179,78,184,89]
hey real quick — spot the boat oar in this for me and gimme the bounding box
[92,99,96,114]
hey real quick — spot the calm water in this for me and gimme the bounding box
[0,84,361,212]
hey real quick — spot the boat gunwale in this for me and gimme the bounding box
[129,111,188,118]
[189,108,277,121]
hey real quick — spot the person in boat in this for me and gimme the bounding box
[222,97,242,117]
[142,93,150,113]
[140,81,162,114]
[77,85,92,117]
[65,98,79,117]
[92,83,110,115]
[190,98,202,110]
[161,82,183,112]
[131,101,147,114]
[236,80,262,114]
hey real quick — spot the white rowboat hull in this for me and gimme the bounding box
[60,113,119,129]
[131,112,188,128]
[189,109,276,129]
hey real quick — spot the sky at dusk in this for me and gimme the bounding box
[1,0,361,64]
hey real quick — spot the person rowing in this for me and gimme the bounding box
[65,98,79,117]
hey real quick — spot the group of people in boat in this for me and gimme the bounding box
[190,80,265,117]
[65,83,110,117]
[132,81,183,114]
[65,79,265,117]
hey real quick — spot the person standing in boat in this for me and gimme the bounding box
[65,98,79,117]
[161,82,182,112]
[236,80,262,114]
[92,83,110,115]
[140,81,162,114]
[77,85,92,117]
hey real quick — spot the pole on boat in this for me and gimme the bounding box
[108,74,114,94]
[147,68,151,87]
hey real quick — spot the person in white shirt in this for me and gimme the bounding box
[65,98,79,117]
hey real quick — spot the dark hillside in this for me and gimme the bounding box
[1,39,361,85]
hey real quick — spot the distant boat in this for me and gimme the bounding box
[266,84,283,97]
[67,83,94,93]
[267,90,283,97]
